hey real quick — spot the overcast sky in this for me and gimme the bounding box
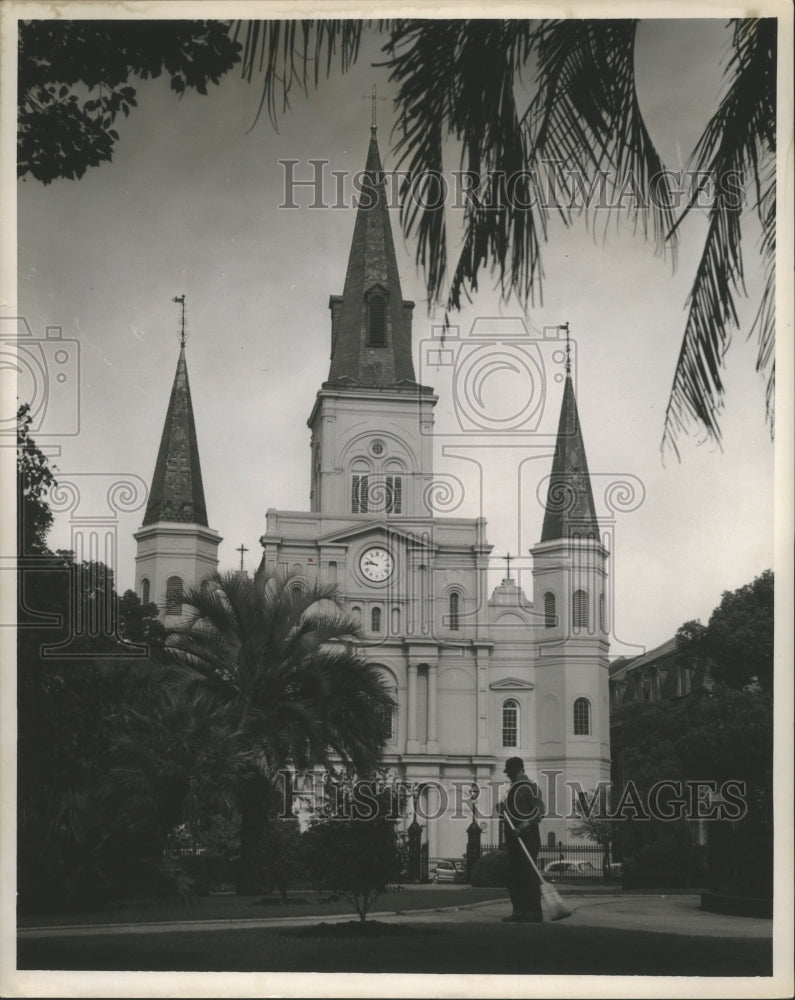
[15,16,778,654]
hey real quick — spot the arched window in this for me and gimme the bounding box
[573,697,591,735]
[391,606,400,633]
[502,699,519,747]
[449,591,461,631]
[599,594,606,632]
[351,606,362,627]
[544,591,556,628]
[165,576,183,616]
[368,293,386,346]
[371,607,382,632]
[572,589,589,630]
[141,578,150,605]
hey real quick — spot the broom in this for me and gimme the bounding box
[504,814,573,921]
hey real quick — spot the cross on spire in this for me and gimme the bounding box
[362,84,387,132]
[504,552,513,580]
[172,294,186,348]
[559,321,571,375]
[236,543,249,573]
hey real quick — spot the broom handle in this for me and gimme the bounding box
[504,812,546,883]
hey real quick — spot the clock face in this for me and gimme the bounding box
[360,547,394,582]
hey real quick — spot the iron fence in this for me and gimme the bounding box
[481,840,620,880]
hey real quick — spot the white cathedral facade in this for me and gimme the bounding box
[133,128,611,859]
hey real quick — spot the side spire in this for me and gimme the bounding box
[143,298,208,526]
[541,362,600,543]
[327,127,416,386]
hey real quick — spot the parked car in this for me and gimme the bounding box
[432,858,468,883]
[540,860,596,878]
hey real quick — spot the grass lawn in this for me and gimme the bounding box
[17,919,772,976]
[17,886,506,928]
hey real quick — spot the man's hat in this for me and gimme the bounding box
[504,756,524,776]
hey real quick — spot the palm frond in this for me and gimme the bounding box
[233,19,373,130]
[662,18,776,457]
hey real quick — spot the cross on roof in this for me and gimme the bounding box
[504,552,513,580]
[362,84,387,131]
[236,543,249,572]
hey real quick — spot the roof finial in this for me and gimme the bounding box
[362,84,386,134]
[237,543,249,573]
[172,294,186,349]
[504,552,513,580]
[560,322,571,375]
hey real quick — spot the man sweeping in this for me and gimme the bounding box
[500,756,544,923]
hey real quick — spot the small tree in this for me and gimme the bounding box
[300,774,405,921]
[301,815,400,922]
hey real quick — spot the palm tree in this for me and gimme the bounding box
[234,17,776,456]
[164,569,393,893]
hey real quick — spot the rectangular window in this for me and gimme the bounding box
[384,475,402,514]
[352,474,369,513]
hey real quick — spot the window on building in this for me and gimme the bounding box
[502,699,519,747]
[141,578,150,605]
[352,473,369,513]
[449,591,460,631]
[371,607,382,632]
[544,591,556,628]
[368,294,386,346]
[384,474,402,514]
[573,697,591,735]
[572,589,589,630]
[165,576,183,616]
[599,594,606,632]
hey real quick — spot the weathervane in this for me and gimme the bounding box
[172,294,186,348]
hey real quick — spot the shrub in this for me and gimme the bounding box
[470,849,509,887]
[623,841,707,889]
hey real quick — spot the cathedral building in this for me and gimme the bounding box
[134,127,611,858]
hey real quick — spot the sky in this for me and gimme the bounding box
[12,15,779,656]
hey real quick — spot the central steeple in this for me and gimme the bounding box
[326,128,416,386]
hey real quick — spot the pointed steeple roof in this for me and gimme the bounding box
[541,373,600,542]
[143,345,208,526]
[327,128,416,386]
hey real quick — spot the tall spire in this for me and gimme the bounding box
[143,320,208,527]
[541,372,600,542]
[327,129,416,386]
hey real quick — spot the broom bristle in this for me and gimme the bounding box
[540,881,573,921]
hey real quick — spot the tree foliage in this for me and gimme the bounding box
[164,569,394,892]
[676,569,774,692]
[18,19,241,183]
[17,402,55,555]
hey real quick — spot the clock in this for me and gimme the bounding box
[360,547,394,582]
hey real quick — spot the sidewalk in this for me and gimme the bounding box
[17,891,773,940]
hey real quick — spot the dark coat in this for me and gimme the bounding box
[504,777,544,854]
